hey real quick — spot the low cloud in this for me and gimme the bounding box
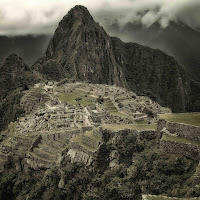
[0,0,200,35]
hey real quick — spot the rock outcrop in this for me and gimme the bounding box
[34,5,127,88]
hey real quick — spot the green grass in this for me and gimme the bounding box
[135,120,149,125]
[84,131,101,142]
[102,99,133,120]
[58,91,95,106]
[102,124,157,131]
[159,113,200,127]
[110,111,132,119]
[71,136,97,152]
[161,134,200,146]
[145,195,200,200]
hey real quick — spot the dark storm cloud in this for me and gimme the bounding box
[0,0,199,35]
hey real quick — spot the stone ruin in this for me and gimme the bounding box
[0,81,172,172]
[158,119,200,160]
[158,118,200,186]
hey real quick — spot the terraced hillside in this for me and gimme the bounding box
[0,81,168,170]
[1,81,200,200]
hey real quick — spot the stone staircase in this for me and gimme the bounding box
[67,128,102,166]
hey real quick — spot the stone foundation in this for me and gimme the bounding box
[158,119,200,142]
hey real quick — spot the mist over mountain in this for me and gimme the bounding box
[0,35,51,65]
[0,0,200,35]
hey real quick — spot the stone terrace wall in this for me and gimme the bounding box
[69,141,95,156]
[139,130,157,140]
[158,120,200,142]
[42,129,80,143]
[82,135,100,149]
[160,140,200,160]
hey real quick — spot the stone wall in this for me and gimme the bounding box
[69,141,95,156]
[158,119,200,142]
[157,119,167,132]
[82,126,93,133]
[26,152,55,170]
[82,135,100,149]
[42,129,80,143]
[160,140,200,160]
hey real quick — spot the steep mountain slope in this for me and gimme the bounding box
[0,54,40,131]
[112,37,200,112]
[0,54,39,100]
[33,5,200,112]
[35,5,126,87]
[108,21,200,81]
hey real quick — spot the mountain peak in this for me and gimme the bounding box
[67,5,92,18]
[42,5,126,87]
[60,5,93,27]
[1,54,27,70]
[5,53,22,61]
[69,5,90,15]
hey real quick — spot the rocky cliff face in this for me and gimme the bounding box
[108,21,200,82]
[111,37,200,112]
[37,5,127,87]
[33,5,200,112]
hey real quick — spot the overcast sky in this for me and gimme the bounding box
[0,0,200,35]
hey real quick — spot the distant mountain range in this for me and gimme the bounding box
[107,21,200,81]
[0,35,51,65]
